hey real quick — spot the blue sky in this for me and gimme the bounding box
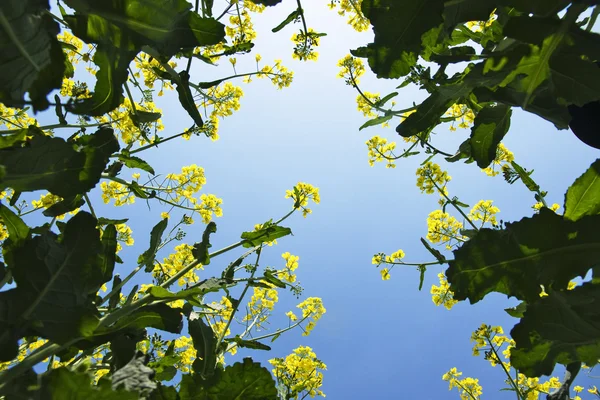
[28,1,600,398]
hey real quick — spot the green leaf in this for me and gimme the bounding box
[0,128,28,149]
[505,301,527,318]
[0,203,29,244]
[97,217,129,225]
[0,212,107,361]
[469,104,512,168]
[138,218,168,272]
[180,358,278,400]
[99,224,118,283]
[118,154,155,175]
[550,55,600,107]
[226,336,271,351]
[418,265,426,291]
[272,8,301,33]
[374,92,398,107]
[192,221,217,265]
[189,314,218,379]
[241,224,292,248]
[564,159,600,221]
[354,0,445,78]
[42,194,85,217]
[262,269,286,288]
[420,237,446,263]
[0,0,66,111]
[146,278,228,300]
[510,161,539,192]
[129,110,162,125]
[175,71,204,126]
[510,283,600,377]
[359,113,393,130]
[106,304,183,334]
[0,127,119,197]
[129,181,149,199]
[250,0,283,5]
[447,208,600,304]
[197,78,225,89]
[112,352,157,396]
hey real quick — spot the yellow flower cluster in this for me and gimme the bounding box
[152,243,201,286]
[203,82,244,118]
[244,286,279,329]
[100,181,136,206]
[173,335,196,373]
[30,192,80,220]
[365,135,397,168]
[0,103,37,129]
[416,162,451,194]
[426,210,464,249]
[57,30,95,67]
[532,202,560,213]
[133,54,177,92]
[465,10,497,33]
[269,346,326,399]
[356,92,380,118]
[0,192,11,241]
[296,297,326,336]
[256,59,294,89]
[0,338,48,372]
[431,272,459,310]
[442,367,483,400]
[115,223,134,248]
[445,104,475,131]
[285,182,320,217]
[278,252,299,283]
[328,0,370,32]
[196,194,223,224]
[482,143,514,176]
[372,249,405,280]
[96,97,164,145]
[226,10,257,44]
[469,200,500,227]
[291,28,321,61]
[337,54,365,85]
[468,323,563,398]
[60,78,91,99]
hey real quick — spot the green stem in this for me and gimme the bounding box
[430,177,478,231]
[129,131,189,154]
[487,336,524,400]
[84,194,97,219]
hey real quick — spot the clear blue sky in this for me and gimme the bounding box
[31,2,600,398]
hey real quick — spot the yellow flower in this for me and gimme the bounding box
[482,143,514,177]
[416,162,451,194]
[329,0,370,32]
[469,200,500,226]
[365,136,397,168]
[286,311,298,321]
[380,268,391,280]
[285,182,320,217]
[296,297,326,336]
[431,273,458,310]
[269,346,326,398]
[161,212,170,219]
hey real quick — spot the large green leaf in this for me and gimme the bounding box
[564,159,600,221]
[354,0,445,78]
[550,55,600,107]
[0,127,119,197]
[510,283,600,377]
[241,223,292,248]
[189,314,218,379]
[146,278,229,301]
[192,221,217,265]
[180,358,278,400]
[469,104,512,168]
[446,208,600,304]
[0,204,29,244]
[104,304,183,334]
[0,212,107,361]
[0,0,66,111]
[10,367,138,399]
[138,218,169,272]
[42,194,86,217]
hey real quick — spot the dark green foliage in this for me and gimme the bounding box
[192,222,217,265]
[469,105,512,168]
[241,222,292,248]
[0,127,119,197]
[564,159,600,221]
[0,0,66,111]
[139,218,169,272]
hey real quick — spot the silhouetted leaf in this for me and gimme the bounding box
[564,159,600,221]
[192,222,217,265]
[42,195,85,217]
[469,104,512,168]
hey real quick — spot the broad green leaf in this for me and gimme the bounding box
[473,82,570,130]
[0,127,119,197]
[225,336,271,351]
[0,212,106,361]
[0,0,66,111]
[510,161,539,192]
[262,269,286,289]
[354,0,445,78]
[146,278,228,300]
[180,358,278,400]
[505,301,527,318]
[469,104,512,168]
[443,0,496,31]
[0,128,28,149]
[510,283,600,377]
[97,217,129,225]
[112,352,157,396]
[138,218,168,272]
[110,331,144,370]
[192,221,217,265]
[175,71,204,126]
[241,224,292,248]
[13,367,138,399]
[118,154,155,175]
[420,237,446,263]
[272,8,301,33]
[197,78,225,89]
[0,203,29,243]
[42,194,85,217]
[550,55,600,107]
[359,114,393,130]
[99,224,118,283]
[129,181,149,199]
[564,159,600,221]
[129,110,162,125]
[106,304,183,334]
[446,208,600,304]
[189,314,218,379]
[375,92,398,107]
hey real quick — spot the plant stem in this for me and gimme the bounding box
[430,177,478,231]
